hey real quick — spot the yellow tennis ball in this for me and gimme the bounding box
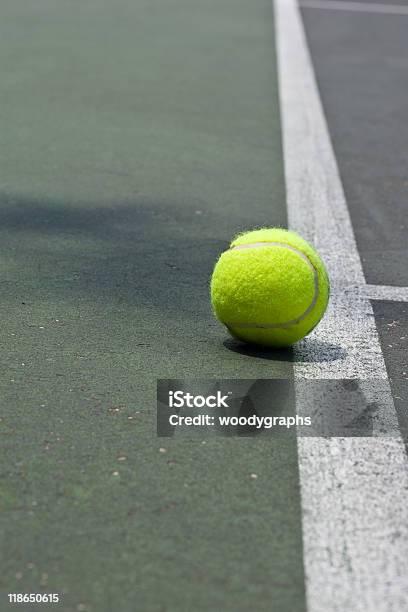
[210,228,330,348]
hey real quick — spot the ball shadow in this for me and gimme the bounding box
[223,337,347,363]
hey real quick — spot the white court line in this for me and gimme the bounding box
[360,284,408,303]
[274,1,408,611]
[300,0,408,16]
[341,283,408,302]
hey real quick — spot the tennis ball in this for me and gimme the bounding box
[210,228,330,348]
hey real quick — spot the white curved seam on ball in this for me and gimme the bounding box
[224,242,320,329]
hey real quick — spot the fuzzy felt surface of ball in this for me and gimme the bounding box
[210,228,330,347]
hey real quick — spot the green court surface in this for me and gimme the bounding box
[0,1,306,611]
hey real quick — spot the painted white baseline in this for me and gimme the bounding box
[359,284,408,303]
[274,0,408,611]
[300,0,408,17]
